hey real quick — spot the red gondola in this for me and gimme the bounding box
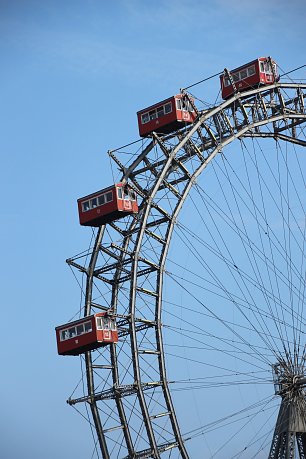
[55,313,118,356]
[78,183,138,227]
[137,94,197,137]
[220,57,279,100]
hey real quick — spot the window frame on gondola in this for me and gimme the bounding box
[116,186,136,201]
[81,190,113,213]
[59,320,93,342]
[96,315,117,331]
[175,98,193,111]
[140,101,173,125]
[223,64,257,87]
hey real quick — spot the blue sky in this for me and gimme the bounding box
[1,1,306,458]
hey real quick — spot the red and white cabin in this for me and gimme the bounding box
[137,94,197,137]
[78,183,138,227]
[220,57,278,100]
[55,313,118,356]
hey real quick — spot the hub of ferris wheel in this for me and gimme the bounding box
[269,361,306,458]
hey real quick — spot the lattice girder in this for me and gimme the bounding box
[67,82,306,459]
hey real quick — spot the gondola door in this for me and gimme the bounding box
[123,187,132,211]
[102,316,111,341]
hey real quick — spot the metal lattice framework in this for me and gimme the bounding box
[66,82,306,458]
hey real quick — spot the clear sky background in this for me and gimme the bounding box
[1,1,306,458]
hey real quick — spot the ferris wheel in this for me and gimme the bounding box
[56,57,306,458]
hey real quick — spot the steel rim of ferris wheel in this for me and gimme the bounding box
[66,80,306,459]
